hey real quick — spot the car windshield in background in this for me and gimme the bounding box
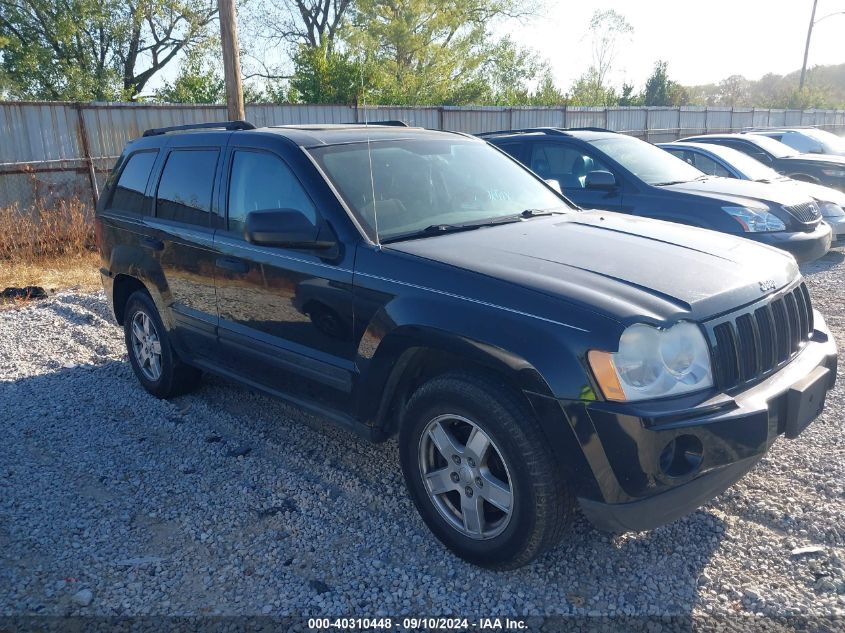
[590,136,704,186]
[703,144,783,181]
[745,134,801,158]
[309,139,568,242]
[803,128,845,154]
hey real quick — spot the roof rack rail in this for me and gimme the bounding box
[142,120,256,137]
[360,120,410,127]
[476,127,571,138]
[477,126,616,138]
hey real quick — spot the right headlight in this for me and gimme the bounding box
[588,322,714,402]
[722,206,786,232]
[819,201,845,218]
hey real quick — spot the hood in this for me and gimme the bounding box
[663,176,813,207]
[778,179,845,207]
[782,153,845,167]
[387,211,799,324]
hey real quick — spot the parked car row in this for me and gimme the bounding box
[481,126,845,261]
[659,141,845,245]
[97,120,838,569]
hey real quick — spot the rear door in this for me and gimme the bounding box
[527,141,624,211]
[144,136,224,360]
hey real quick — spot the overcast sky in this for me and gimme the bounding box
[502,0,844,90]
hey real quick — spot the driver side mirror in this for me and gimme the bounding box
[585,170,617,190]
[245,209,335,250]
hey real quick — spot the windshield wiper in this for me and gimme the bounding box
[652,179,691,186]
[519,208,565,218]
[381,218,523,244]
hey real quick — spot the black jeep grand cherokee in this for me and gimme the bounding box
[96,121,837,569]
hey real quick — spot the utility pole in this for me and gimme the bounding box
[219,0,245,120]
[800,0,818,92]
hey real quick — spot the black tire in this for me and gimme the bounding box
[399,371,575,569]
[123,290,201,398]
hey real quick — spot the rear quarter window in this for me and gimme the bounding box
[109,151,158,214]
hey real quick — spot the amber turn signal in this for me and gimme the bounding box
[587,350,626,402]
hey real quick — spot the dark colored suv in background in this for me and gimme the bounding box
[680,133,845,192]
[482,128,831,262]
[96,121,837,569]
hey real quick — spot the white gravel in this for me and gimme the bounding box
[1,248,844,620]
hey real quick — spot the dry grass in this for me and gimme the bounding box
[0,198,94,261]
[0,252,101,291]
[0,197,100,307]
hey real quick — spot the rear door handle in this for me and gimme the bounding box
[140,237,164,251]
[215,257,249,274]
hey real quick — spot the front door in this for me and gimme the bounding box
[528,141,624,211]
[212,145,356,408]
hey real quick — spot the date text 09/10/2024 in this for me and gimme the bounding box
[308,617,528,630]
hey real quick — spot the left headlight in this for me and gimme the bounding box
[588,322,714,402]
[821,168,845,179]
[722,206,786,232]
[819,201,845,218]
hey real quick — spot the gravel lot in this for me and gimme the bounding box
[1,249,844,622]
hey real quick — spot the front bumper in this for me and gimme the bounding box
[748,222,831,263]
[572,311,837,532]
[824,215,845,245]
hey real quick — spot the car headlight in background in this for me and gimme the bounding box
[819,201,845,217]
[821,168,845,178]
[722,206,786,232]
[588,322,713,402]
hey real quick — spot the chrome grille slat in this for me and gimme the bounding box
[707,282,814,391]
[782,201,821,224]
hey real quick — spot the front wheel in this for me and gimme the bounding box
[399,372,574,569]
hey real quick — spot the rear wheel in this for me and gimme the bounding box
[124,290,201,398]
[399,371,574,569]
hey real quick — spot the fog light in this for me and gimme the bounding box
[659,435,703,478]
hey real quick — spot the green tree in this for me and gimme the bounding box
[568,67,618,106]
[344,0,533,105]
[156,51,225,103]
[287,41,367,103]
[618,82,641,106]
[0,0,217,100]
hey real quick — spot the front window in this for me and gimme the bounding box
[309,139,568,242]
[589,136,704,186]
[744,135,800,158]
[800,128,845,154]
[701,144,783,181]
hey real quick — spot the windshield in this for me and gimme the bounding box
[590,136,704,185]
[701,144,782,181]
[802,128,845,154]
[744,134,800,158]
[309,139,568,242]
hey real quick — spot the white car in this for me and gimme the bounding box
[751,127,845,158]
[659,141,845,246]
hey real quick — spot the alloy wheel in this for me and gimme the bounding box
[130,310,163,381]
[418,414,514,540]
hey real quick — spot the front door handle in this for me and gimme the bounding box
[215,257,249,274]
[140,237,164,251]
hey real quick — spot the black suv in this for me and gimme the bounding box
[96,121,837,569]
[680,133,845,192]
[482,128,831,263]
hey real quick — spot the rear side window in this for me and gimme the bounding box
[156,149,219,226]
[110,151,157,213]
[227,150,316,236]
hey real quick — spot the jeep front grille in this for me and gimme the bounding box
[783,201,821,224]
[707,282,814,390]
